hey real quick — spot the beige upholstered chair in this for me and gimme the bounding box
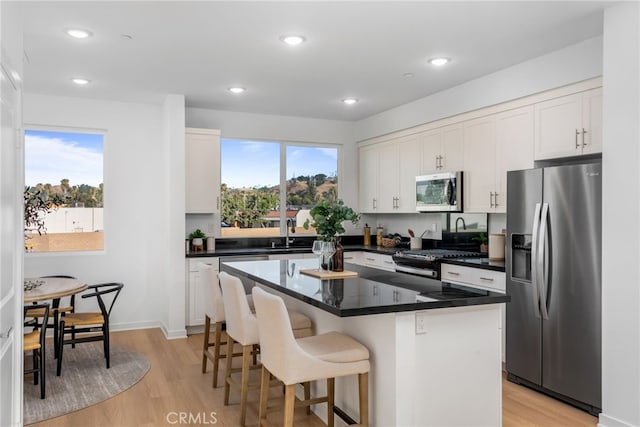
[252,287,370,427]
[200,263,255,388]
[218,271,312,426]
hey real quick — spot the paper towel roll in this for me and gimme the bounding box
[489,234,505,260]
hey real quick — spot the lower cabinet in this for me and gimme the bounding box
[441,264,506,363]
[186,257,218,327]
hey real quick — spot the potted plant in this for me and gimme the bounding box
[188,229,206,251]
[303,199,360,271]
[473,232,489,254]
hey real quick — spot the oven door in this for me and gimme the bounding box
[415,171,463,212]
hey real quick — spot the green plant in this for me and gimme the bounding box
[303,199,360,241]
[24,186,65,236]
[188,229,206,239]
[473,232,488,245]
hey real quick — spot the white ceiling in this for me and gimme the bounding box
[20,1,609,121]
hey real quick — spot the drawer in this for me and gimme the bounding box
[188,257,219,272]
[441,264,505,293]
[362,252,396,271]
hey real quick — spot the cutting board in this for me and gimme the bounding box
[300,269,358,279]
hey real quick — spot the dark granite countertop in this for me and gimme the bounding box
[187,244,399,258]
[442,257,506,272]
[220,258,509,317]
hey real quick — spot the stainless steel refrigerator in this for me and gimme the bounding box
[506,162,601,415]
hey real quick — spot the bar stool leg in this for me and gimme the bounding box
[283,384,296,427]
[327,377,335,427]
[223,336,234,405]
[202,314,211,373]
[258,366,270,426]
[359,372,369,427]
[239,344,252,426]
[212,321,223,388]
[304,381,311,415]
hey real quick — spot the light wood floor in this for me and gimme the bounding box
[29,328,598,426]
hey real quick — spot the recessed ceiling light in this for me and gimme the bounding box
[280,35,306,46]
[428,57,450,66]
[342,98,358,105]
[65,28,92,39]
[228,87,246,94]
[71,78,90,85]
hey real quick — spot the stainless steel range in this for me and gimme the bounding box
[392,249,483,279]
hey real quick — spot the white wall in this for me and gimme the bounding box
[22,94,184,335]
[355,36,603,142]
[600,3,640,427]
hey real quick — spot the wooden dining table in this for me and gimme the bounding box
[24,276,88,357]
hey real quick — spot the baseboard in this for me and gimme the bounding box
[160,321,188,340]
[598,413,639,427]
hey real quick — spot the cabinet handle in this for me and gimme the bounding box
[216,196,220,210]
[489,192,495,208]
[447,271,460,276]
[575,129,581,149]
[439,155,443,169]
[494,192,499,208]
[365,257,375,262]
[480,277,495,282]
[372,198,377,209]
[384,260,394,265]
[373,286,378,296]
[582,128,588,147]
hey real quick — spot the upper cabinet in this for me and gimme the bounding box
[534,88,602,160]
[186,128,221,214]
[420,124,464,174]
[463,106,534,213]
[359,135,420,213]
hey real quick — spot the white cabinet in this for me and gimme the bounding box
[186,257,219,327]
[463,116,496,213]
[464,107,534,213]
[362,252,396,272]
[495,106,535,212]
[441,264,506,362]
[186,128,221,214]
[534,88,602,160]
[420,123,464,174]
[358,135,420,213]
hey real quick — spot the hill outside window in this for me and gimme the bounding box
[220,139,339,238]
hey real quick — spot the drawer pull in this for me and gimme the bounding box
[447,271,460,276]
[365,257,375,262]
[384,260,394,264]
[480,277,494,282]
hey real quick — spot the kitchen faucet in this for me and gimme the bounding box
[286,218,296,248]
[455,217,467,232]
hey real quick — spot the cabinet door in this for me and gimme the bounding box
[397,135,421,212]
[441,124,464,172]
[495,106,534,213]
[359,145,379,213]
[420,128,443,173]
[187,258,218,326]
[464,116,496,212]
[534,93,582,160]
[186,128,221,213]
[377,142,399,212]
[582,88,602,155]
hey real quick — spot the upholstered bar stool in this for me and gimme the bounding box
[218,271,313,426]
[252,287,370,427]
[200,263,255,388]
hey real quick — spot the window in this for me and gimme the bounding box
[24,129,104,252]
[220,139,338,238]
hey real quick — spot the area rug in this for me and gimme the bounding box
[23,343,150,425]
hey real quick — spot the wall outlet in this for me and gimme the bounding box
[415,313,427,335]
[431,223,437,232]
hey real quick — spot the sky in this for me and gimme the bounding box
[221,139,337,188]
[24,130,104,187]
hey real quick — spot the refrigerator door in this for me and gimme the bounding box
[541,163,602,409]
[506,168,543,385]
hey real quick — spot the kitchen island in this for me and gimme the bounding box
[221,258,508,426]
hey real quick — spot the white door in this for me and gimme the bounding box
[397,135,420,212]
[534,92,582,160]
[376,142,399,212]
[0,63,23,427]
[440,123,464,172]
[581,88,603,155]
[420,128,443,173]
[358,145,378,213]
[464,116,496,212]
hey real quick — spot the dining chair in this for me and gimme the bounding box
[218,271,313,426]
[25,275,77,358]
[23,303,50,399]
[252,287,370,427]
[56,282,124,376]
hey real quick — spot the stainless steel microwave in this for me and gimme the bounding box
[415,171,463,212]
